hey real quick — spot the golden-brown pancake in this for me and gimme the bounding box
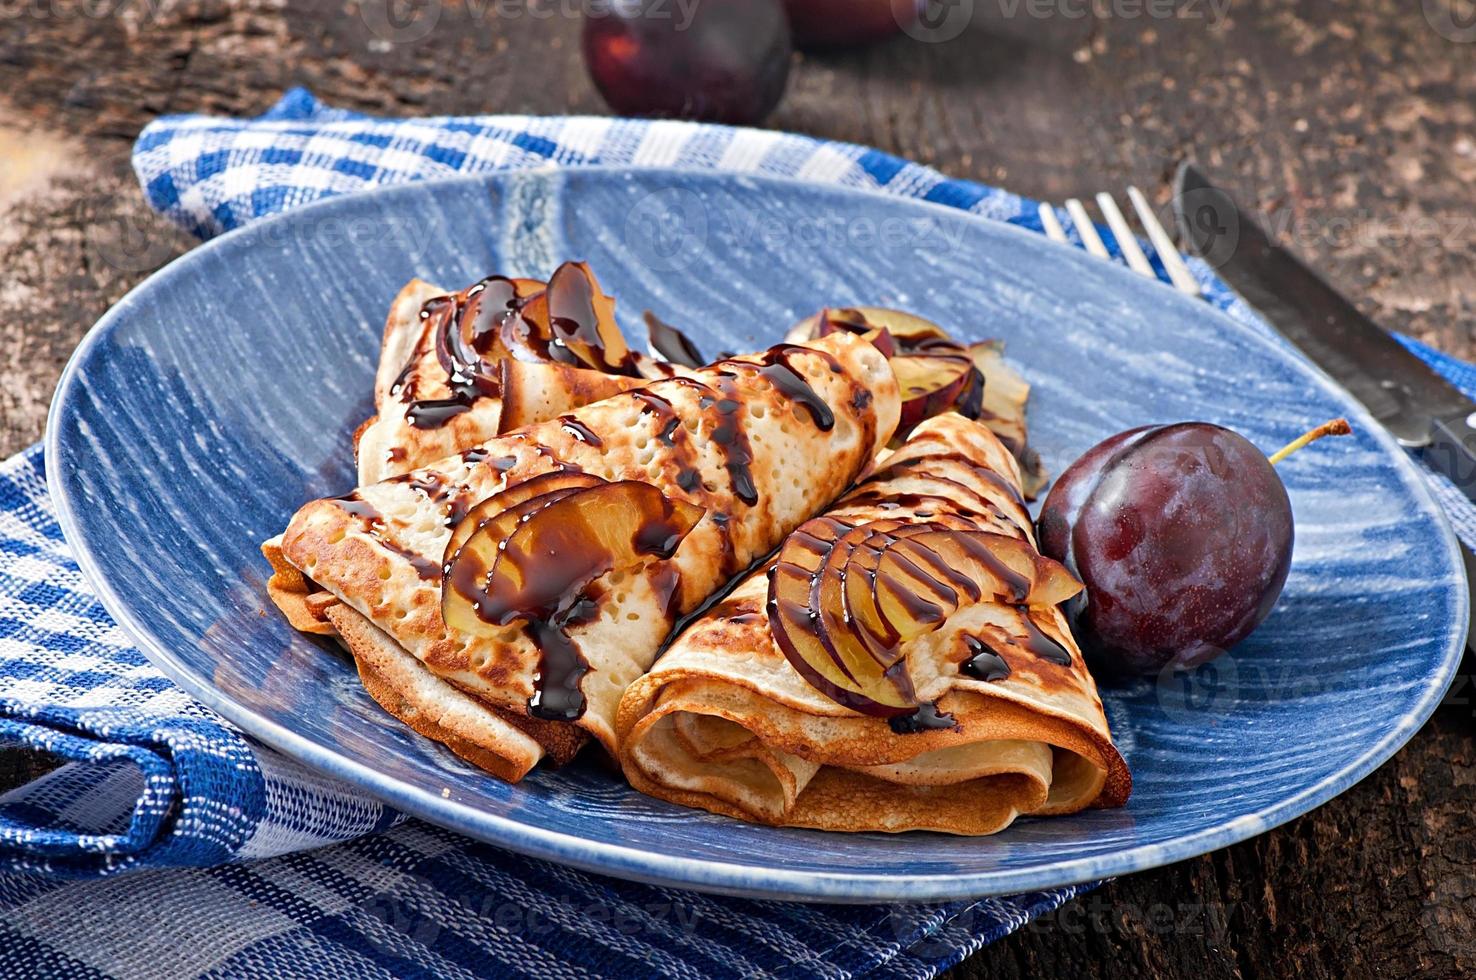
[271,331,900,781]
[355,278,646,484]
[616,413,1129,834]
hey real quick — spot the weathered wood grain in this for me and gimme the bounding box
[1,2,1472,975]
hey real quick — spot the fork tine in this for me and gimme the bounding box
[1064,198,1110,259]
[1037,202,1069,244]
[1095,192,1156,278]
[1127,186,1202,296]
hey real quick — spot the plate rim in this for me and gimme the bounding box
[45,165,1470,903]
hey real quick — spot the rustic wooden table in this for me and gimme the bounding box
[2,1,1473,976]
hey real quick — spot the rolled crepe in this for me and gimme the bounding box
[616,413,1130,834]
[355,277,647,484]
[271,331,900,781]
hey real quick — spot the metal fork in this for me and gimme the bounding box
[1037,189,1202,297]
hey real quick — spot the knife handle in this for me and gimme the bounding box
[1425,410,1476,500]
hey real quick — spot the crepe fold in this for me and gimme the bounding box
[616,413,1130,834]
[355,278,647,485]
[271,331,900,781]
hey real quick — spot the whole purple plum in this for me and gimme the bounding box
[1037,422,1295,678]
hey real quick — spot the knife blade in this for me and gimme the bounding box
[1173,162,1476,655]
[1172,162,1476,499]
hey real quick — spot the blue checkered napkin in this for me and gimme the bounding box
[0,822,1093,979]
[0,436,1086,978]
[0,87,1471,977]
[0,445,402,877]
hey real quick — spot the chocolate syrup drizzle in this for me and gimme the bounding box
[721,346,838,432]
[445,480,696,721]
[961,635,1011,681]
[959,612,1072,683]
[559,416,604,447]
[859,452,1030,535]
[546,263,626,373]
[708,373,759,506]
[632,390,683,446]
[888,702,956,734]
[841,489,955,519]
[709,596,766,625]
[676,468,702,493]
[643,311,706,368]
[396,279,524,430]
[399,472,474,528]
[865,451,1027,510]
[461,448,518,470]
[1012,610,1073,666]
[706,344,843,508]
[328,492,443,581]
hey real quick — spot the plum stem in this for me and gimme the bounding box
[1268,418,1353,465]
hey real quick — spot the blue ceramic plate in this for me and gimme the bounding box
[48,169,1466,902]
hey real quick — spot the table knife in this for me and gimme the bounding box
[1171,162,1476,640]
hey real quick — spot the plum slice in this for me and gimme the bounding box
[838,522,1015,663]
[768,517,920,715]
[508,262,638,375]
[838,523,952,645]
[810,308,898,358]
[471,481,704,627]
[435,274,545,371]
[872,531,1082,640]
[545,261,632,373]
[773,518,966,717]
[442,480,608,636]
[772,519,1085,717]
[789,306,984,434]
[797,306,949,349]
[815,520,914,686]
[442,471,604,570]
[643,311,707,368]
[442,479,702,722]
[891,353,980,433]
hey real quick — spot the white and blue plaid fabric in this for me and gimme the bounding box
[2,88,1472,977]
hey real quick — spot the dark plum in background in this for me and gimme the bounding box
[582,0,792,125]
[783,0,923,48]
[1037,422,1295,679]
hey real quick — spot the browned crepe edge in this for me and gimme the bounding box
[496,357,647,432]
[620,693,1054,835]
[266,531,588,779]
[262,536,337,636]
[351,414,377,473]
[374,278,444,406]
[323,603,587,780]
[619,673,1129,822]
